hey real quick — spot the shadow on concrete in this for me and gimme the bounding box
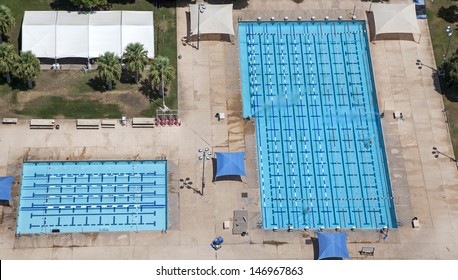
[366,10,377,42]
[207,0,249,10]
[311,237,319,260]
[179,177,202,194]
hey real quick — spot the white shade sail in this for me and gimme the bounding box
[22,11,155,59]
[372,3,420,36]
[190,4,234,36]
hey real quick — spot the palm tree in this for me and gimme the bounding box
[0,42,17,83]
[149,56,176,98]
[14,51,40,89]
[0,5,15,43]
[123,42,149,83]
[97,52,121,91]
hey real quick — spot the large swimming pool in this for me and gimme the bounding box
[239,20,396,229]
[17,160,167,234]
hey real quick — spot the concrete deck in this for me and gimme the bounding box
[0,0,457,259]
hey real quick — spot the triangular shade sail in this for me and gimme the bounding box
[0,176,14,201]
[317,232,350,260]
[215,152,246,177]
[190,4,234,36]
[372,3,420,36]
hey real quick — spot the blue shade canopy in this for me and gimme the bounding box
[317,232,350,260]
[215,152,246,177]
[0,176,14,201]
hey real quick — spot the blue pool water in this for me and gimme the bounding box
[17,160,167,234]
[238,20,396,229]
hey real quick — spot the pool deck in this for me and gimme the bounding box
[1,0,458,259]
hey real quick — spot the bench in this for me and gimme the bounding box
[132,117,155,128]
[359,247,375,256]
[101,119,116,128]
[76,119,99,129]
[2,118,18,124]
[30,119,55,129]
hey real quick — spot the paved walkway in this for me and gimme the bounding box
[0,0,457,259]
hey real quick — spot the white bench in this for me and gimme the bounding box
[76,119,99,129]
[132,117,155,128]
[30,119,54,129]
[2,118,18,124]
[101,119,116,128]
[359,247,375,256]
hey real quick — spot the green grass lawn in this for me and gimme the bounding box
[0,0,178,118]
[426,1,458,157]
[16,96,122,119]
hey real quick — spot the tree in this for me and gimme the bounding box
[14,51,40,89]
[0,42,17,84]
[0,5,15,43]
[443,49,458,89]
[148,56,176,96]
[97,51,121,90]
[70,0,108,10]
[123,42,149,84]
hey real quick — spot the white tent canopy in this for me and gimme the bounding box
[189,4,234,36]
[371,3,420,36]
[22,11,57,58]
[22,11,154,59]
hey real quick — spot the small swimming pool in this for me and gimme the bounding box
[238,20,396,229]
[17,160,167,234]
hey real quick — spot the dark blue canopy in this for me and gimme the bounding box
[215,152,246,177]
[0,176,14,201]
[317,232,350,260]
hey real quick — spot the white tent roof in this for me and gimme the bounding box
[22,11,57,58]
[372,3,420,36]
[22,11,154,59]
[56,12,89,58]
[190,4,234,36]
[122,11,155,58]
[89,11,122,58]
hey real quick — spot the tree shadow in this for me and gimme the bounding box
[438,5,458,23]
[109,0,137,5]
[148,0,190,8]
[0,34,12,44]
[120,69,136,84]
[0,76,30,91]
[139,79,163,102]
[207,0,249,10]
[49,0,77,11]
[442,84,458,102]
[87,76,108,92]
